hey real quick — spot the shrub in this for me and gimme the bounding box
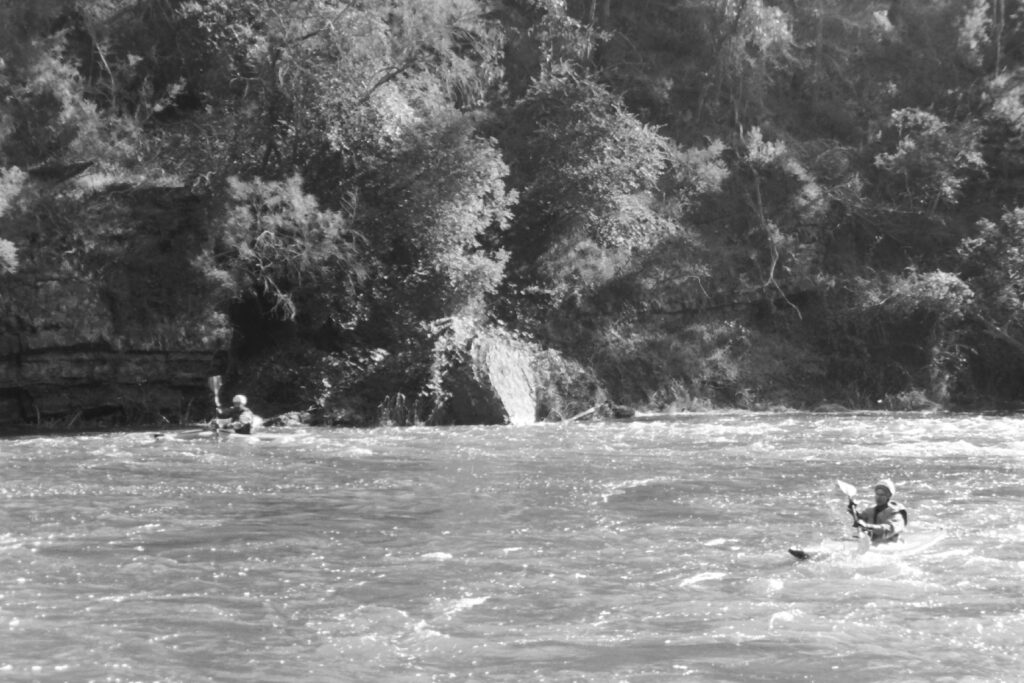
[0,167,25,274]
[219,174,364,325]
[363,114,515,326]
[872,108,985,211]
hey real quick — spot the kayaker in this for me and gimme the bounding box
[212,394,260,434]
[848,478,907,544]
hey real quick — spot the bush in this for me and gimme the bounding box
[501,70,676,304]
[0,166,24,274]
[824,270,973,404]
[872,108,985,211]
[220,174,364,326]
[362,114,515,327]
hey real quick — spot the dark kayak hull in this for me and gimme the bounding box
[789,531,946,561]
[152,429,297,443]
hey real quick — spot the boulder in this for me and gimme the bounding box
[262,410,314,428]
[812,402,851,412]
[880,390,942,411]
[443,327,537,425]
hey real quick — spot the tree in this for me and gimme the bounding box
[0,2,107,169]
[871,108,985,213]
[729,126,829,311]
[219,174,364,329]
[168,0,504,180]
[500,69,676,308]
[0,167,26,274]
[958,208,1024,352]
[821,268,973,404]
[362,113,515,332]
[571,0,794,134]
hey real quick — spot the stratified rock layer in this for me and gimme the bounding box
[0,181,229,426]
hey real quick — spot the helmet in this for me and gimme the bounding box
[232,394,248,406]
[874,478,895,496]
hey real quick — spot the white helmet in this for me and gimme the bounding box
[232,394,247,406]
[874,478,895,496]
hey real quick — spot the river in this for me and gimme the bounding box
[0,412,1021,682]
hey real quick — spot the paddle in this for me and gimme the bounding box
[154,376,224,439]
[837,479,858,522]
[836,479,856,511]
[208,375,223,409]
[206,374,229,431]
[837,479,870,546]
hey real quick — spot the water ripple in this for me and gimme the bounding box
[2,415,1023,680]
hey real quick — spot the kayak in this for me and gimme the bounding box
[791,479,946,561]
[788,531,946,561]
[152,429,295,443]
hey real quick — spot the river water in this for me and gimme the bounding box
[0,412,1021,682]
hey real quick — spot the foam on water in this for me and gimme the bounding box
[1,414,1023,680]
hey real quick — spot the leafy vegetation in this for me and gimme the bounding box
[4,0,1024,425]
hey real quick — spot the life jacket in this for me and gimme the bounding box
[233,407,257,434]
[862,501,907,543]
[220,405,257,433]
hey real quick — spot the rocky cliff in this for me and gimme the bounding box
[0,180,230,427]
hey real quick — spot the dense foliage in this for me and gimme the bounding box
[4,0,1024,422]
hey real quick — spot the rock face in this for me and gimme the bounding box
[441,323,537,425]
[0,182,230,426]
[0,348,217,425]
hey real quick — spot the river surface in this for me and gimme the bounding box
[0,412,1022,682]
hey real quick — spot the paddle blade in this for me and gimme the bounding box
[207,375,223,406]
[836,479,857,499]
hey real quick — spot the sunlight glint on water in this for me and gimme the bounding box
[1,413,1022,681]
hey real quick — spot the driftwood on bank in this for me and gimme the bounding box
[567,403,636,422]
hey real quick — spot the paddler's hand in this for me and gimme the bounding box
[846,499,856,514]
[854,519,878,532]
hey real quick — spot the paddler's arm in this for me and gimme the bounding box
[212,398,228,419]
[228,410,254,434]
[880,509,906,538]
[855,511,904,540]
[847,498,861,526]
[210,400,229,425]
[854,519,886,539]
